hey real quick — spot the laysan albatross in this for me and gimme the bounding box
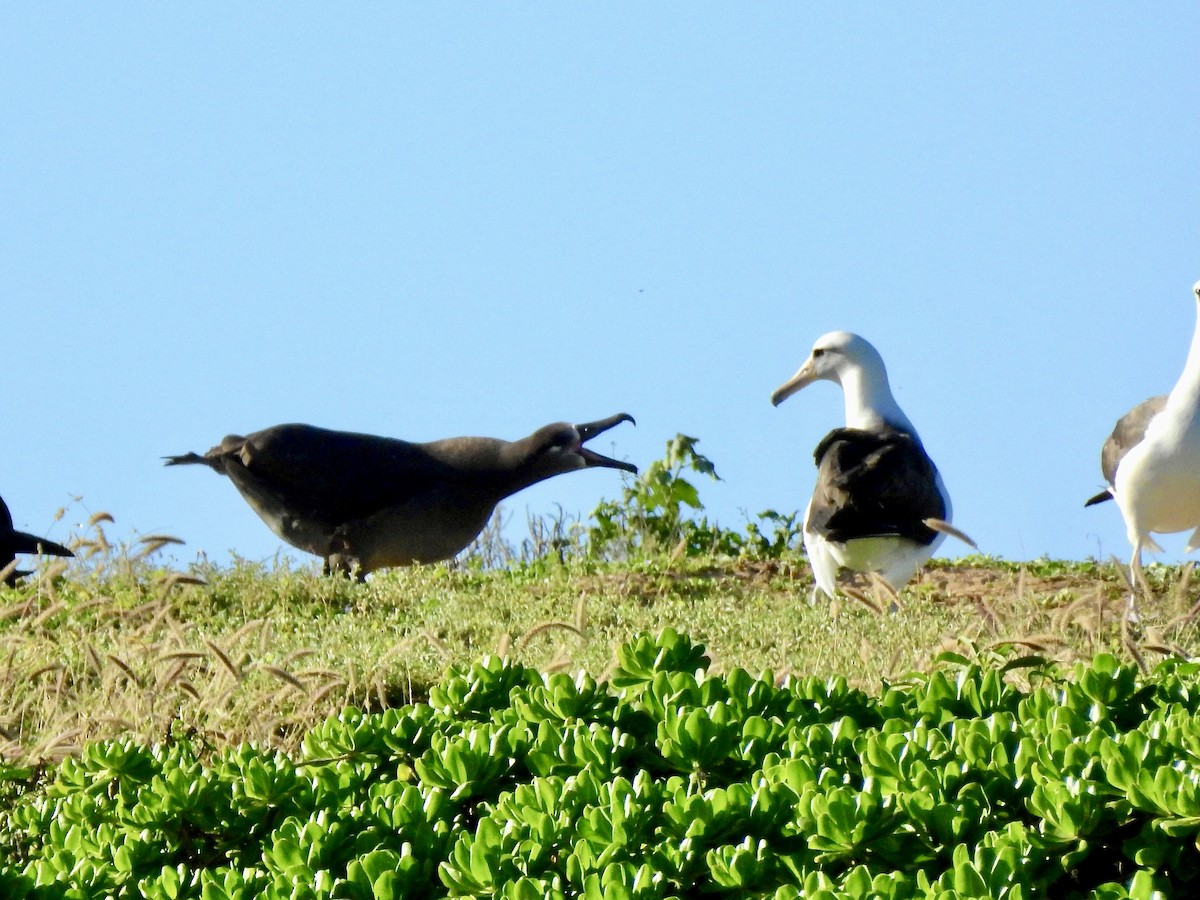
[1086,281,1200,595]
[1,493,74,586]
[166,414,636,578]
[771,331,965,604]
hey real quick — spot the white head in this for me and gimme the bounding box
[770,331,885,401]
[771,331,916,433]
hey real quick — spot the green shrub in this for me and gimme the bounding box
[4,636,1200,897]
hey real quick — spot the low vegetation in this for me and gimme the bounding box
[2,435,1196,762]
[0,435,1199,896]
[2,633,1200,897]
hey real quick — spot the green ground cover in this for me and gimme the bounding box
[2,633,1198,898]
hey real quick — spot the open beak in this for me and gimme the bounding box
[574,413,638,473]
[770,361,817,407]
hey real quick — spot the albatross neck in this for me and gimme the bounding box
[1165,306,1200,420]
[839,363,917,435]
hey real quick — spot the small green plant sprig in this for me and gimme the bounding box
[588,434,801,561]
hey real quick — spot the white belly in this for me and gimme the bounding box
[803,528,945,599]
[801,472,951,600]
[1114,429,1200,537]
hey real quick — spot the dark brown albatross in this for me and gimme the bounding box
[1,494,74,585]
[165,413,636,577]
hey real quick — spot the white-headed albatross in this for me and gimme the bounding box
[771,331,968,604]
[1,493,73,586]
[166,414,636,578]
[1086,281,1200,596]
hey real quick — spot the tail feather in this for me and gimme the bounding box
[11,531,73,558]
[922,518,978,550]
[1,559,26,586]
[163,452,210,467]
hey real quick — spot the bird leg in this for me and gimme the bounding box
[840,582,887,615]
[323,554,367,583]
[869,573,902,614]
[1126,546,1152,624]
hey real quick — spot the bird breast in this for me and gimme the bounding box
[1114,433,1200,535]
[341,500,496,571]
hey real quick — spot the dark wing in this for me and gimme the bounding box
[214,424,461,525]
[808,427,946,545]
[0,495,72,582]
[1100,395,1167,487]
[1085,396,1167,507]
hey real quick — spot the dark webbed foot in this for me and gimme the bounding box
[323,554,367,582]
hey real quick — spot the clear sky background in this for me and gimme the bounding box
[3,6,1198,572]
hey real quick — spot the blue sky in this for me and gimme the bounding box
[3,6,1198,571]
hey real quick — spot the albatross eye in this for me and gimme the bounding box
[812,348,827,359]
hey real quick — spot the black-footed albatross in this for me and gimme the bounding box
[771,331,971,604]
[166,413,637,577]
[1,494,74,585]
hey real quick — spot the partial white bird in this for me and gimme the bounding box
[771,331,961,604]
[1088,280,1200,599]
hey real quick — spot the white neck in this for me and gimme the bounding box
[1166,303,1200,416]
[839,363,917,435]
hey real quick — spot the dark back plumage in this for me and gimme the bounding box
[165,414,636,575]
[808,427,945,545]
[208,425,469,528]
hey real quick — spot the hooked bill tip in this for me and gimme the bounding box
[770,386,794,407]
[576,412,636,440]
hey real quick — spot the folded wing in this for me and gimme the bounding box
[207,424,461,527]
[808,427,946,546]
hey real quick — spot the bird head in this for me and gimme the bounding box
[525,413,638,477]
[770,331,884,406]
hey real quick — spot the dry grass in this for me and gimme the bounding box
[1,513,1199,765]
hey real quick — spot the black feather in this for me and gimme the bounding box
[809,427,946,545]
